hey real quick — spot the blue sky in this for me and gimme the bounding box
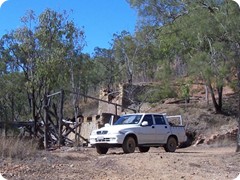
[0,0,137,55]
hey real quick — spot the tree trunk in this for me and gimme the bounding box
[208,83,222,113]
[11,95,14,121]
[74,105,80,146]
[217,86,223,110]
[70,61,81,146]
[31,89,38,137]
[205,85,209,105]
[237,91,240,152]
[43,95,49,150]
[2,122,7,137]
[236,65,240,152]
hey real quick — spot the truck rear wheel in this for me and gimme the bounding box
[96,145,108,154]
[164,136,177,152]
[138,146,150,153]
[122,136,136,153]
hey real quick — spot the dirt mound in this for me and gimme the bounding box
[194,128,238,147]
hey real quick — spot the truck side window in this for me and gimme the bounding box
[154,115,166,125]
[142,115,153,126]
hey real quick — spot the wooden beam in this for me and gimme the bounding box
[67,90,137,113]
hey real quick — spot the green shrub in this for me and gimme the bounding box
[138,84,178,103]
[229,79,238,92]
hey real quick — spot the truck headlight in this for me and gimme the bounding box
[91,130,97,135]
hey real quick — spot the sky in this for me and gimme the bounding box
[0,0,137,55]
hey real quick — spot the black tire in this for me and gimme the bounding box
[164,136,177,152]
[138,146,150,153]
[96,145,108,154]
[122,136,136,153]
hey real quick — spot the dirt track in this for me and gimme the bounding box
[0,145,239,180]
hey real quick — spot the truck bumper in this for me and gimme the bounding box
[90,134,125,145]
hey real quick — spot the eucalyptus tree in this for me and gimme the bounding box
[0,32,30,136]
[168,0,240,151]
[93,47,118,89]
[220,1,240,152]
[128,0,240,151]
[134,26,160,82]
[126,0,189,84]
[79,53,100,96]
[113,29,159,84]
[0,25,37,123]
[0,9,86,135]
[35,9,85,130]
[172,1,238,113]
[127,0,186,26]
[113,30,155,84]
[128,0,238,113]
[0,67,27,123]
[158,3,225,113]
[113,31,138,84]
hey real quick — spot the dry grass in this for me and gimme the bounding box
[0,136,38,159]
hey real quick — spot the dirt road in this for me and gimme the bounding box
[0,145,239,180]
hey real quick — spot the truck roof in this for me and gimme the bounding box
[121,113,167,116]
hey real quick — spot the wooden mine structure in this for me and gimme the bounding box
[0,89,137,150]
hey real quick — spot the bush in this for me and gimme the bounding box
[138,84,178,103]
[0,137,38,159]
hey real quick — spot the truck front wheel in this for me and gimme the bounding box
[96,145,108,154]
[164,136,177,152]
[122,136,136,153]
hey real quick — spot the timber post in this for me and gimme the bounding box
[58,89,64,147]
[43,95,48,150]
[115,104,118,116]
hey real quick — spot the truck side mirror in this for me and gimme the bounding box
[141,121,148,126]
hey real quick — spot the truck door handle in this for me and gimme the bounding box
[152,126,155,128]
[165,126,167,128]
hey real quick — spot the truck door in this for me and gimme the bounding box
[139,115,156,144]
[154,115,170,143]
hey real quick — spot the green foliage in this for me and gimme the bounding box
[127,0,239,112]
[0,71,29,122]
[0,0,240,121]
[0,9,86,122]
[229,79,238,92]
[112,29,162,84]
[138,84,177,103]
[127,0,186,25]
[93,47,119,88]
[180,83,190,100]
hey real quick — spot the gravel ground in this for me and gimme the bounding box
[0,145,239,180]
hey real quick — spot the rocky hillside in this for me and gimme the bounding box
[79,84,238,147]
[138,93,238,147]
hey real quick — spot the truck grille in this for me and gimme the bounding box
[96,138,110,142]
[96,130,108,135]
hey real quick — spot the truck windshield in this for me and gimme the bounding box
[114,115,142,125]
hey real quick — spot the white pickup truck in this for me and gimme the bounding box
[90,113,187,154]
